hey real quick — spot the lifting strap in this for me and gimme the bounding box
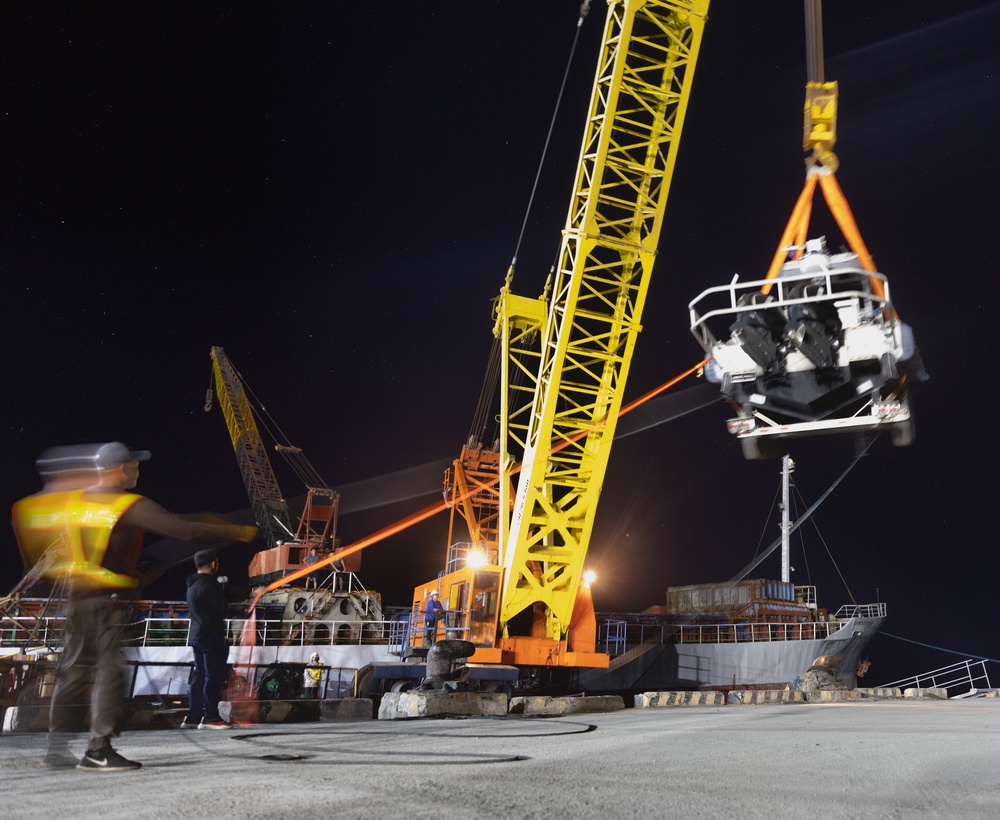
[760,169,884,300]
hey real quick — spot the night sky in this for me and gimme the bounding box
[3,2,998,686]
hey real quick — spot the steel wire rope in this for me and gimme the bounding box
[508,1,590,273]
[246,362,708,610]
[877,633,1000,666]
[750,484,782,565]
[791,481,857,605]
[731,435,877,583]
[466,3,591,447]
[469,337,503,446]
[227,359,329,491]
[789,484,814,587]
[629,437,878,648]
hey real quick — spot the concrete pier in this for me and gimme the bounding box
[1,699,998,819]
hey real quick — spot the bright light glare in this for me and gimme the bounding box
[582,569,597,589]
[466,549,488,569]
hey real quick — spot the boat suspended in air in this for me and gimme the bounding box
[688,2,926,460]
[689,235,925,460]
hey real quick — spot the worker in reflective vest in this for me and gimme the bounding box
[12,442,258,772]
[303,652,324,698]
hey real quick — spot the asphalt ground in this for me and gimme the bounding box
[1,699,999,819]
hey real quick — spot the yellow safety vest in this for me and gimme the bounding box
[12,489,143,589]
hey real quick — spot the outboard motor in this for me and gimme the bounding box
[785,283,842,371]
[730,292,787,379]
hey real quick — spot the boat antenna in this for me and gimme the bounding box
[780,455,794,584]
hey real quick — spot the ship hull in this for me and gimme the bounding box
[580,614,884,692]
[121,643,399,698]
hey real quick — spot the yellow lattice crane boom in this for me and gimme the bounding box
[499,0,709,643]
[415,0,709,671]
[412,0,709,667]
[208,347,349,588]
[209,346,293,550]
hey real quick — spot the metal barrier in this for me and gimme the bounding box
[0,616,65,649]
[879,659,993,698]
[122,657,360,701]
[599,616,863,656]
[832,603,887,619]
[111,617,409,653]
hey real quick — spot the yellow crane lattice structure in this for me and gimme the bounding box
[497,0,710,641]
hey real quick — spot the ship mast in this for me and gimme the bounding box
[781,454,795,584]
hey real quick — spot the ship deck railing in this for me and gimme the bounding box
[1,615,65,650]
[0,652,367,707]
[1,615,409,653]
[831,602,887,619]
[598,604,886,656]
[688,266,895,352]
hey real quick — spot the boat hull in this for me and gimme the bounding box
[580,614,885,692]
[122,643,399,698]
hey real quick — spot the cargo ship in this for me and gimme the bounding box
[586,580,884,693]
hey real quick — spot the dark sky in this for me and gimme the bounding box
[3,2,998,685]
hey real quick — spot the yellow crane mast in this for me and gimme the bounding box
[208,346,348,587]
[209,346,293,550]
[497,0,709,645]
[419,0,709,672]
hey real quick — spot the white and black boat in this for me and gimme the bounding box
[689,237,926,460]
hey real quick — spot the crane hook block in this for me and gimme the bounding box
[204,388,213,412]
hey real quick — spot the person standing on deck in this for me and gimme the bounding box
[184,549,233,729]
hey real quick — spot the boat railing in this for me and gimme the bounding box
[688,266,894,352]
[119,617,191,647]
[879,659,994,698]
[0,615,65,649]
[831,602,887,620]
[112,617,408,651]
[0,649,368,709]
[406,604,490,649]
[445,542,499,574]
[599,616,854,655]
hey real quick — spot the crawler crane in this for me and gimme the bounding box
[400,0,711,692]
[207,347,364,593]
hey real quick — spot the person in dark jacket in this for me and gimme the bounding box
[185,549,232,729]
[423,589,445,645]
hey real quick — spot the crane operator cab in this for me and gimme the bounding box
[689,237,926,460]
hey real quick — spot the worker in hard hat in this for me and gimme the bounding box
[303,652,323,698]
[423,589,445,646]
[12,442,258,772]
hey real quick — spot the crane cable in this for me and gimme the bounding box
[245,357,705,615]
[732,433,876,583]
[468,1,592,447]
[206,354,329,491]
[761,1,886,303]
[509,0,591,273]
